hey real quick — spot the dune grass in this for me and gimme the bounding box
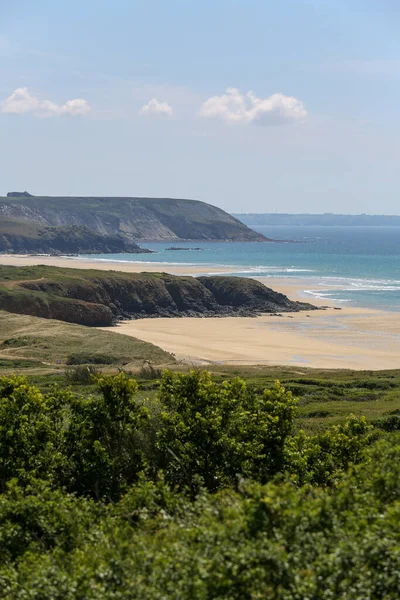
[0,310,175,369]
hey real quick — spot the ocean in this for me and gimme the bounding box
[80,226,400,311]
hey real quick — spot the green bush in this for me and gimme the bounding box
[0,376,61,492]
[0,371,397,597]
[156,371,297,492]
[62,372,149,499]
[0,441,399,599]
[66,352,119,365]
[372,414,400,431]
[285,415,374,485]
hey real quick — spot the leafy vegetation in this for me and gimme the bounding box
[0,369,398,597]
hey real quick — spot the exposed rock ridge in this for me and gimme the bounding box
[0,266,317,327]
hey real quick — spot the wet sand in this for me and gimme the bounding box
[102,307,400,370]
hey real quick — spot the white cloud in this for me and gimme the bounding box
[0,88,91,117]
[58,99,91,116]
[200,88,307,126]
[139,98,173,117]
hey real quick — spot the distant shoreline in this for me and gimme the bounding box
[0,253,234,275]
[0,252,388,308]
[234,213,400,227]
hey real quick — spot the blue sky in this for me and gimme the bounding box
[1,0,400,213]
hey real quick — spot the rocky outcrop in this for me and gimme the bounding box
[0,196,267,242]
[198,276,313,312]
[0,266,317,327]
[0,288,113,326]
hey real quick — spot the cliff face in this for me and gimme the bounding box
[0,266,316,327]
[0,196,266,242]
[0,220,151,255]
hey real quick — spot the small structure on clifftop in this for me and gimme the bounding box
[7,191,34,198]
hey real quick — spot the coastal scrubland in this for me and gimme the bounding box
[0,367,398,598]
[0,265,398,597]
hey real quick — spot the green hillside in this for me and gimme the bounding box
[1,194,267,242]
[0,309,175,368]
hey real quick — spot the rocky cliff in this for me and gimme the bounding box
[0,195,266,242]
[0,266,316,327]
[0,219,151,255]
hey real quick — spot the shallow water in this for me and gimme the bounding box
[80,226,400,311]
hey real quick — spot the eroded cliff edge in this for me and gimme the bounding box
[0,266,316,327]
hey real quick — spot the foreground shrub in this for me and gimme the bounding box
[285,414,375,486]
[63,373,149,499]
[156,371,297,492]
[0,371,397,598]
[0,479,97,564]
[0,441,398,599]
[0,372,375,498]
[0,376,60,492]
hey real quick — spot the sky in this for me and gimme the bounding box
[1,0,400,214]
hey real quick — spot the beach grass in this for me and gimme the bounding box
[0,310,176,369]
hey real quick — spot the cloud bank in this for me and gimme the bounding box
[200,88,307,125]
[0,88,91,117]
[139,98,173,117]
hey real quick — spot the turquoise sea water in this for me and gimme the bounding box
[80,226,400,311]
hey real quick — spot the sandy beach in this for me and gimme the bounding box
[0,254,234,276]
[2,254,399,370]
[102,308,400,371]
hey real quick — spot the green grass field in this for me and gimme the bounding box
[0,310,175,370]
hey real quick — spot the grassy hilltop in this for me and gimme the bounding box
[0,309,175,369]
